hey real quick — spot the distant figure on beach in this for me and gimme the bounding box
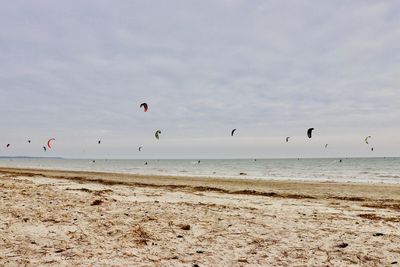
[43,146,47,152]
[92,160,95,163]
[145,162,148,165]
[339,159,342,163]
[28,140,31,143]
[198,160,201,164]
[6,144,10,148]
[371,147,374,151]
[98,140,101,144]
[286,137,290,142]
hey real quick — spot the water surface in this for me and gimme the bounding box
[1,157,399,184]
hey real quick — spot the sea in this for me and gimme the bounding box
[1,157,400,184]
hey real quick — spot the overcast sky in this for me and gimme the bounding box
[1,0,399,159]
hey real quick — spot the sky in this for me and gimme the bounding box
[1,0,400,159]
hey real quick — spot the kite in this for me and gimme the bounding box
[365,136,371,144]
[155,130,161,140]
[140,103,148,112]
[307,128,314,138]
[47,138,55,149]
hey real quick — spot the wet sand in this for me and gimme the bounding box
[0,167,399,266]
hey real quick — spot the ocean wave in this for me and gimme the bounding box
[377,175,400,179]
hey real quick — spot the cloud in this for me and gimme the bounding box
[0,0,399,158]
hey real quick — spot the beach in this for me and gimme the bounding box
[0,167,399,266]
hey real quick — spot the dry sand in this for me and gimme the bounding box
[0,167,399,266]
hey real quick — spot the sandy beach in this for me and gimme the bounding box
[0,167,399,266]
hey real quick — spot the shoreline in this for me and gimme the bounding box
[2,157,400,185]
[1,166,400,202]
